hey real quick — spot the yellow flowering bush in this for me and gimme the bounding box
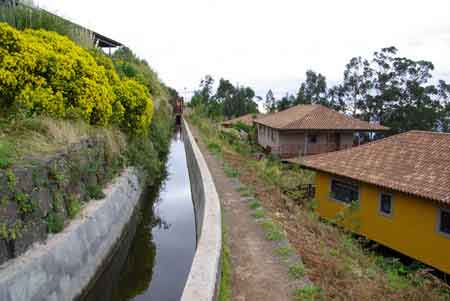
[0,23,154,134]
[114,79,154,135]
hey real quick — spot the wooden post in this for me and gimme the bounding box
[304,132,308,155]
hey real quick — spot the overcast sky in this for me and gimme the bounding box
[36,0,450,100]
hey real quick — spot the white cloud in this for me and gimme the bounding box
[36,0,450,98]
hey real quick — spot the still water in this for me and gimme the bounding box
[82,128,196,301]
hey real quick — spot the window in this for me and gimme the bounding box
[330,179,359,204]
[308,135,318,143]
[379,193,393,216]
[438,209,450,236]
[271,129,275,141]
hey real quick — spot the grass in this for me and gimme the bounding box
[219,214,232,301]
[0,141,14,168]
[252,207,266,219]
[248,199,261,209]
[276,245,295,259]
[237,185,255,197]
[188,111,450,300]
[288,262,306,280]
[0,117,125,168]
[223,162,239,178]
[260,219,284,241]
[293,284,322,301]
[67,195,82,219]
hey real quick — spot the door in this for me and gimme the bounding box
[334,133,341,150]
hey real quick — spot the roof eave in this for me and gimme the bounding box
[300,163,445,205]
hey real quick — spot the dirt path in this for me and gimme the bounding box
[188,123,296,301]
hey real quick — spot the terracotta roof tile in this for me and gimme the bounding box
[255,104,389,131]
[301,131,450,204]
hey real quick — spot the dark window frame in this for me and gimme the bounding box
[329,178,359,204]
[308,134,318,143]
[379,192,393,216]
[438,208,450,237]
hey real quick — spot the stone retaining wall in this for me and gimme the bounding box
[0,138,124,265]
[182,119,222,301]
[0,168,142,301]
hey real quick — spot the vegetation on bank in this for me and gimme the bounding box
[188,109,450,300]
[0,4,175,259]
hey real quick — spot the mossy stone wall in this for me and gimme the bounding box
[0,138,124,265]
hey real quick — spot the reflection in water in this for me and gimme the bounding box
[84,127,196,301]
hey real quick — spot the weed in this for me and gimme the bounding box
[46,212,64,233]
[289,262,306,279]
[207,141,222,156]
[237,185,255,197]
[5,169,16,190]
[0,141,14,168]
[249,199,261,209]
[86,184,105,200]
[0,221,24,240]
[276,245,294,259]
[252,207,265,219]
[15,192,35,215]
[223,163,239,178]
[261,219,284,241]
[0,196,8,207]
[293,284,322,301]
[67,195,82,218]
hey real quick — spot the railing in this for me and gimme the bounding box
[276,143,353,158]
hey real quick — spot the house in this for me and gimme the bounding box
[254,104,389,157]
[300,131,450,274]
[221,113,264,128]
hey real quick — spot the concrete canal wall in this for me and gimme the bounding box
[0,168,143,301]
[182,119,222,301]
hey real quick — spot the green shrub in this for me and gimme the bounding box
[86,184,105,200]
[67,195,82,218]
[47,212,64,233]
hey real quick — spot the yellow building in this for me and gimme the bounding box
[301,131,450,275]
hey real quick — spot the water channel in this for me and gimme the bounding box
[82,127,197,301]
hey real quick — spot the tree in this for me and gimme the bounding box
[327,85,346,112]
[295,70,330,107]
[337,46,450,133]
[277,93,295,111]
[199,75,214,105]
[264,89,276,113]
[341,56,373,118]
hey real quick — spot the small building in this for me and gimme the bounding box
[254,104,389,157]
[301,131,450,274]
[221,113,264,128]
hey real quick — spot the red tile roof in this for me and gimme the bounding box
[255,104,389,131]
[301,131,450,204]
[221,113,265,127]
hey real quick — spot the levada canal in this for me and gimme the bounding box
[81,127,197,301]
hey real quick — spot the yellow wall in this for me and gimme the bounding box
[315,172,450,274]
